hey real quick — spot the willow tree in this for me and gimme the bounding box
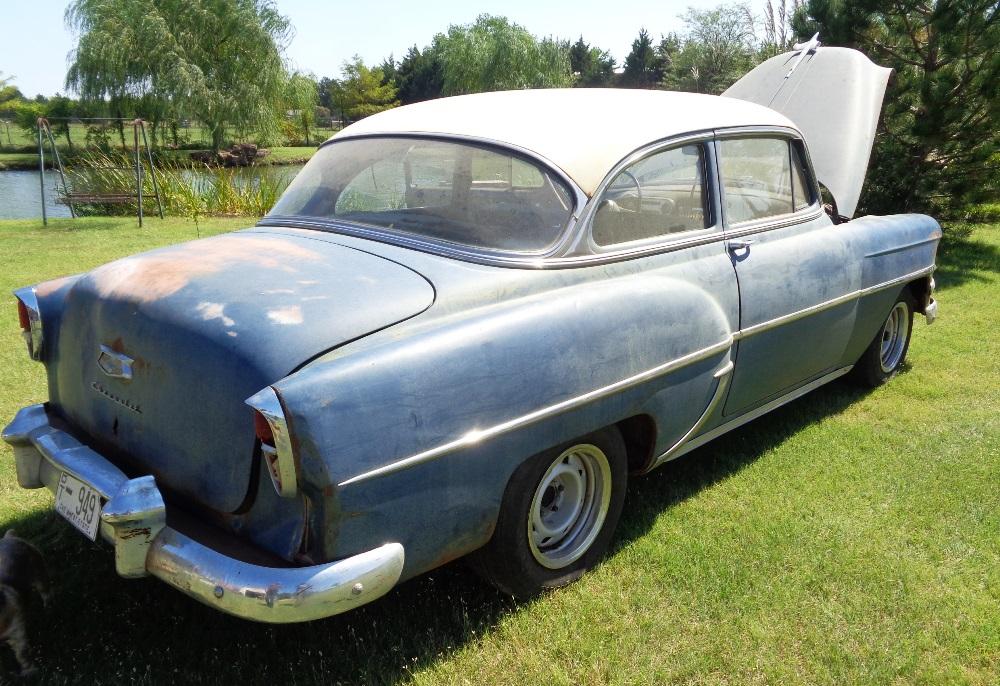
[436,15,573,95]
[66,0,292,150]
[283,73,319,144]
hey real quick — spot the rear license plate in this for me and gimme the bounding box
[55,472,102,541]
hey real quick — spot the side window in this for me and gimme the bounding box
[719,137,815,224]
[593,143,708,246]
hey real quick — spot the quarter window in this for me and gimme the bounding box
[719,137,814,224]
[592,144,709,246]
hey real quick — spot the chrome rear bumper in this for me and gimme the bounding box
[2,404,404,623]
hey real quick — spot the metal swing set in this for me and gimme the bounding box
[36,116,164,226]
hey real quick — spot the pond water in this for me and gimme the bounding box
[0,165,304,220]
[0,170,74,220]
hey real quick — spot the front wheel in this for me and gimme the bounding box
[470,427,627,598]
[850,292,914,387]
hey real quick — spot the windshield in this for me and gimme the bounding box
[267,137,576,253]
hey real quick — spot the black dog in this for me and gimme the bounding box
[0,531,50,677]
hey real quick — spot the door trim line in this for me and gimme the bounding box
[663,365,855,464]
[337,267,932,487]
[647,360,735,471]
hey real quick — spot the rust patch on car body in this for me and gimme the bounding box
[88,236,320,303]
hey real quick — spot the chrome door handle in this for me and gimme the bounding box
[728,239,755,251]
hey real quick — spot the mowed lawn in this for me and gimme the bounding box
[0,217,996,685]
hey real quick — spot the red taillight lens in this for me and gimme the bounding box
[253,410,275,446]
[17,299,30,331]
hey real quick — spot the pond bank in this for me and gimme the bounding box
[0,164,302,219]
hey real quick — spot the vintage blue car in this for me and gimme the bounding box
[3,44,939,622]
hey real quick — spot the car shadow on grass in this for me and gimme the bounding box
[615,377,872,548]
[0,378,878,685]
[935,229,999,290]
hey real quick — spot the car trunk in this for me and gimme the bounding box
[45,231,434,513]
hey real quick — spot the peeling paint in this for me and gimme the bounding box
[196,302,235,327]
[268,305,304,325]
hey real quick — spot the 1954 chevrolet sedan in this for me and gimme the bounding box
[3,43,940,622]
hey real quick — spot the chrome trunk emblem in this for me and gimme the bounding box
[98,345,134,381]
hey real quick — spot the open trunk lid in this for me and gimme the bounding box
[722,40,892,218]
[45,231,434,513]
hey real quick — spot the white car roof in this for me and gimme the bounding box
[331,89,797,196]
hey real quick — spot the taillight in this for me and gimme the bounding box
[17,299,30,331]
[13,286,42,361]
[246,387,298,498]
[253,410,275,446]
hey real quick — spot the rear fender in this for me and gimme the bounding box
[274,273,734,575]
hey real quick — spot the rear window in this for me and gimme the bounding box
[268,137,575,253]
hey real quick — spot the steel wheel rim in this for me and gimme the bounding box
[879,302,910,373]
[527,443,612,570]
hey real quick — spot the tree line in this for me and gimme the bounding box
[1,0,995,217]
[319,2,996,217]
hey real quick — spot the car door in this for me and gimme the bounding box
[586,137,741,455]
[717,131,862,417]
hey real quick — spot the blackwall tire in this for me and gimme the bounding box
[470,427,628,599]
[850,292,915,388]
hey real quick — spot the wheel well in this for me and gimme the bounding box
[616,414,657,473]
[906,276,932,313]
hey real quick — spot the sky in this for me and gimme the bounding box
[0,0,723,98]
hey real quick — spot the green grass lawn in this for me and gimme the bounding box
[0,217,997,684]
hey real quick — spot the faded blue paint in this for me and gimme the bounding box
[7,139,940,594]
[38,232,433,513]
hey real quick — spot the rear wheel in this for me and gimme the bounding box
[850,293,914,387]
[471,427,627,598]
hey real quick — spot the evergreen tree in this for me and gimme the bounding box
[569,36,616,86]
[395,45,445,104]
[796,0,999,215]
[622,29,661,87]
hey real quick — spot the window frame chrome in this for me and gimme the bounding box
[576,131,722,256]
[258,126,826,269]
